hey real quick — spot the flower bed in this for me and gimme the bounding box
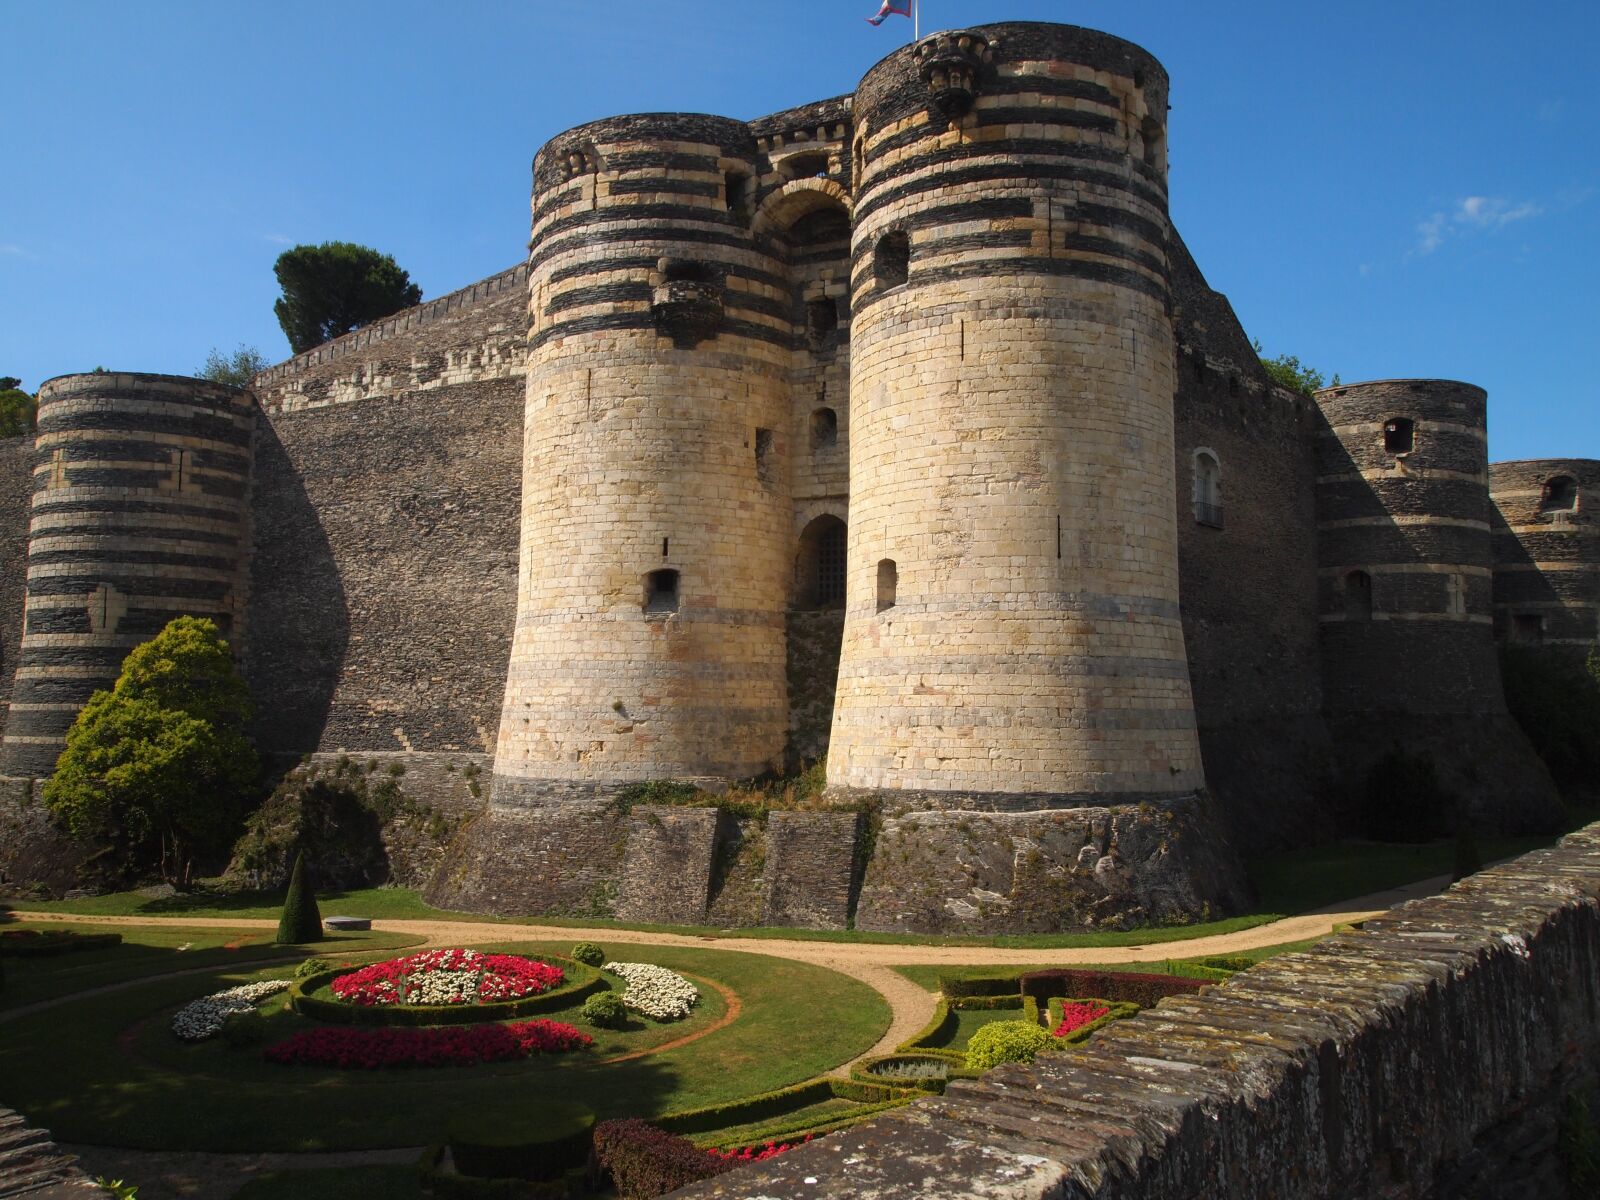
[604,962,699,1022]
[1053,1001,1111,1037]
[289,952,602,1026]
[171,981,290,1042]
[263,1018,592,1069]
[708,1133,814,1162]
[330,948,564,1007]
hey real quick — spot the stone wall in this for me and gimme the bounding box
[1170,235,1335,851]
[0,438,32,735]
[763,810,860,929]
[250,265,526,415]
[615,806,724,926]
[0,776,93,897]
[679,823,1600,1199]
[784,610,843,770]
[243,379,522,756]
[1490,458,1600,652]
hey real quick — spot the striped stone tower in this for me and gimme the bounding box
[490,114,793,801]
[1,373,255,776]
[828,24,1205,803]
[1313,380,1505,712]
[1490,459,1600,652]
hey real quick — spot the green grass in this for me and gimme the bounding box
[1245,833,1563,915]
[0,922,422,1010]
[232,1166,424,1200]
[704,1097,860,1146]
[0,939,889,1152]
[5,885,497,923]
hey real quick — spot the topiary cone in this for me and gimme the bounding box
[275,851,323,943]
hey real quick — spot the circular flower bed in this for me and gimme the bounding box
[604,962,699,1022]
[263,1018,593,1069]
[331,948,564,1007]
[172,981,290,1042]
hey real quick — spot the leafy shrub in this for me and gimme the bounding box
[964,1020,1052,1071]
[1019,968,1206,1009]
[570,941,604,967]
[293,956,328,980]
[275,851,322,944]
[222,1011,271,1049]
[592,1119,734,1200]
[581,990,627,1029]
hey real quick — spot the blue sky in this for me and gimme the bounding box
[3,1,1595,461]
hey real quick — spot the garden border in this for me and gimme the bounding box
[288,953,604,1026]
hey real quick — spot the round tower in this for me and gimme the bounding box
[491,114,793,799]
[1,372,255,777]
[1313,379,1504,712]
[1489,458,1600,651]
[827,24,1204,801]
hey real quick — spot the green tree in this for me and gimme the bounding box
[0,378,36,438]
[43,616,258,885]
[197,344,268,388]
[275,851,323,944]
[272,241,422,354]
[1252,338,1341,396]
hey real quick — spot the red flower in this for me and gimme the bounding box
[262,1018,593,1069]
[1052,1002,1111,1038]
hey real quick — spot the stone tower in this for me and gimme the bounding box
[828,25,1206,803]
[490,115,793,801]
[1,372,255,777]
[1313,379,1561,829]
[1489,458,1600,652]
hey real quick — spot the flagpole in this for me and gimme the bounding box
[914,0,920,40]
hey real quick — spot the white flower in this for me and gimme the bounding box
[603,962,699,1022]
[170,980,290,1042]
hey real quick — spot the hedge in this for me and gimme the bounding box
[447,1102,593,1183]
[657,1078,917,1144]
[0,930,122,958]
[897,1000,958,1053]
[850,1053,985,1096]
[416,1144,576,1199]
[697,1098,915,1149]
[592,1119,734,1200]
[1018,968,1207,1008]
[948,994,1023,1012]
[288,955,604,1026]
[937,971,1022,998]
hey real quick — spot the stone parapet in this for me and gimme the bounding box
[677,822,1600,1198]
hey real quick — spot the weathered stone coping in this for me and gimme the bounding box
[675,823,1600,1198]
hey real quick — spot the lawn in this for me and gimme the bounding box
[0,939,889,1152]
[0,922,422,1011]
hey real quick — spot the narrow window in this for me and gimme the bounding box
[853,135,866,187]
[1384,417,1414,456]
[724,170,750,219]
[662,537,669,558]
[1513,613,1545,644]
[811,407,838,450]
[1192,450,1223,528]
[663,260,714,284]
[644,569,679,615]
[1139,116,1163,168]
[807,297,838,346]
[795,514,847,609]
[874,231,910,289]
[755,428,775,483]
[1343,570,1373,620]
[876,559,897,613]
[1540,475,1578,512]
[1447,573,1466,616]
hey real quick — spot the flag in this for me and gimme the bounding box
[866,0,912,26]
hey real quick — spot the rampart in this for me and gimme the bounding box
[679,823,1600,1199]
[1490,459,1600,652]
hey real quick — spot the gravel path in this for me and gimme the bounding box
[6,873,1454,1200]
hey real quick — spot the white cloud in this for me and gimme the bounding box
[259,232,295,245]
[1416,195,1543,253]
[0,243,33,258]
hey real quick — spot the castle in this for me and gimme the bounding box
[0,22,1592,931]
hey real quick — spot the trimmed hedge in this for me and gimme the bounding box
[697,1098,913,1150]
[0,930,122,958]
[897,1000,958,1053]
[288,955,603,1026]
[1019,968,1207,1008]
[447,1102,593,1182]
[657,1078,915,1142]
[417,1144,576,1198]
[276,851,322,944]
[948,994,1023,1012]
[851,1053,984,1096]
[592,1119,734,1200]
[965,1020,1052,1070]
[938,971,1022,998]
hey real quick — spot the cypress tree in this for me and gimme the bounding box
[275,851,323,943]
